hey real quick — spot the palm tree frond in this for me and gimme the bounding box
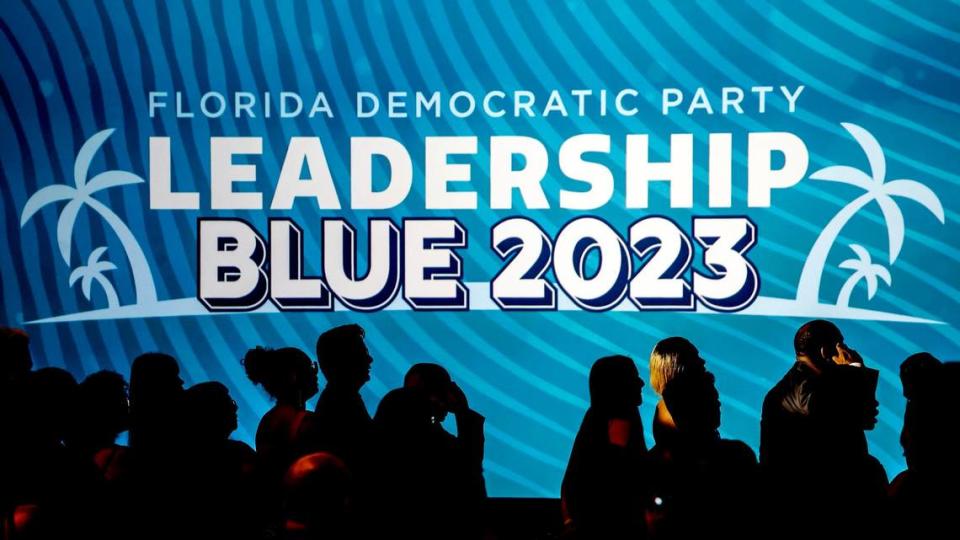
[841,123,885,183]
[848,244,870,264]
[89,246,108,264]
[884,179,946,224]
[809,165,874,191]
[56,199,84,264]
[74,129,115,188]
[874,265,892,286]
[877,196,905,263]
[92,261,117,273]
[85,170,145,195]
[69,267,84,286]
[838,259,860,271]
[20,184,76,226]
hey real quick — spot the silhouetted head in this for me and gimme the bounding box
[75,370,130,449]
[243,346,319,405]
[794,320,845,370]
[662,371,721,437]
[404,363,453,422]
[1,326,32,383]
[283,452,352,531]
[902,361,960,471]
[130,352,184,406]
[183,381,238,442]
[373,387,433,438]
[649,337,706,395]
[24,367,78,443]
[316,324,371,391]
[900,352,942,401]
[589,355,644,412]
[819,364,881,434]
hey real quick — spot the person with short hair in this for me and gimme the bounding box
[303,324,374,472]
[760,320,887,537]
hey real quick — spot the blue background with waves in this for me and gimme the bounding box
[1,0,958,497]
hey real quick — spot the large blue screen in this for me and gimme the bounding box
[2,0,958,497]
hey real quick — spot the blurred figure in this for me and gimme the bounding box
[180,382,257,539]
[562,355,648,539]
[760,320,887,538]
[648,337,706,446]
[282,452,353,540]
[646,371,758,539]
[305,324,374,471]
[243,346,319,531]
[890,358,959,537]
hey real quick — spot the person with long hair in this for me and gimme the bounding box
[562,355,648,539]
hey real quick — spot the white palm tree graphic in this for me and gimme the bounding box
[795,123,945,304]
[20,129,157,305]
[836,244,891,308]
[69,247,120,308]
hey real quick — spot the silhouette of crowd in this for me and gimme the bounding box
[1,320,957,539]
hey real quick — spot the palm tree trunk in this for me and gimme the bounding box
[87,198,158,304]
[794,193,873,304]
[836,272,863,308]
[95,275,120,308]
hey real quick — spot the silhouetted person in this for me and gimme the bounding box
[646,370,758,539]
[899,352,941,403]
[562,355,648,539]
[304,324,373,472]
[71,371,130,463]
[179,382,257,539]
[0,326,31,388]
[1,327,32,532]
[243,346,319,531]
[648,337,706,447]
[4,368,100,538]
[371,387,482,539]
[760,320,887,538]
[126,353,185,540]
[890,358,959,537]
[129,352,184,452]
[404,363,487,499]
[282,452,353,540]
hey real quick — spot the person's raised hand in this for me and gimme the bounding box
[446,381,469,414]
[834,343,864,366]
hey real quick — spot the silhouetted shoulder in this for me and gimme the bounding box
[719,438,758,467]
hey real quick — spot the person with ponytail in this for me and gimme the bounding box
[242,346,319,532]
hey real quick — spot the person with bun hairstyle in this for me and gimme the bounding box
[243,346,319,533]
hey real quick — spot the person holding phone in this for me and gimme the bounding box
[759,320,887,538]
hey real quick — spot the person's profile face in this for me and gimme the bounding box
[342,338,373,388]
[228,397,239,434]
[301,360,320,399]
[632,368,645,407]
